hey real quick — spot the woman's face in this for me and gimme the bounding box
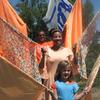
[37,31,46,43]
[52,32,62,46]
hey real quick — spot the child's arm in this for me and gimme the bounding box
[74,86,91,100]
[47,89,57,100]
[47,83,58,100]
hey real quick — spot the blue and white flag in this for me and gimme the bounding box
[43,0,72,32]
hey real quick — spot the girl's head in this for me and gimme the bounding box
[55,60,73,82]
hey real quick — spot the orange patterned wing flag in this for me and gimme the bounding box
[0,17,41,82]
[0,0,28,36]
[63,0,82,48]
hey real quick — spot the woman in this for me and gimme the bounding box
[39,29,73,99]
[35,30,53,63]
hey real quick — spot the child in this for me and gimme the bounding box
[48,60,91,100]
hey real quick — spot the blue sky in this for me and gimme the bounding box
[9,0,22,6]
[91,0,100,13]
[9,0,100,12]
[83,0,100,30]
[91,0,100,31]
[9,0,23,11]
[9,0,100,14]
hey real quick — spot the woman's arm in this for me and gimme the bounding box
[39,48,47,69]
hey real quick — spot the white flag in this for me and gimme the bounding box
[43,0,72,31]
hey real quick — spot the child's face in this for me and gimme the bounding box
[60,67,71,81]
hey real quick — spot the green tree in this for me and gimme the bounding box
[17,0,48,41]
[82,0,94,31]
[68,0,75,4]
[17,0,76,40]
[17,0,95,42]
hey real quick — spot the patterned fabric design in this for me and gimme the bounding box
[0,18,41,83]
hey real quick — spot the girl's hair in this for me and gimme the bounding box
[54,60,73,81]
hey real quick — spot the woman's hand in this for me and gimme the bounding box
[41,48,47,55]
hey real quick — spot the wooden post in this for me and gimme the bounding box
[86,55,100,88]
[82,55,100,100]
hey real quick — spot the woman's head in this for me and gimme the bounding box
[49,28,63,48]
[37,30,46,43]
[55,60,73,81]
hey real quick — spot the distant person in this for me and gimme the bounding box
[35,30,53,63]
[36,30,46,44]
[48,60,91,100]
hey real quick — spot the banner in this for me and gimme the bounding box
[43,0,72,31]
[0,17,41,82]
[0,0,28,36]
[0,56,45,100]
[0,17,53,80]
[63,0,82,48]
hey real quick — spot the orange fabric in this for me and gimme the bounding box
[0,0,28,36]
[63,0,82,48]
[0,46,3,55]
[39,41,54,47]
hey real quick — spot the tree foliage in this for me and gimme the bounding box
[16,0,95,40]
[68,0,75,4]
[82,0,94,31]
[17,0,48,40]
[16,0,76,41]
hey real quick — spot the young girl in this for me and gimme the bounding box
[48,60,91,100]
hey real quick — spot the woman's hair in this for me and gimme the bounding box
[49,28,61,37]
[54,60,73,81]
